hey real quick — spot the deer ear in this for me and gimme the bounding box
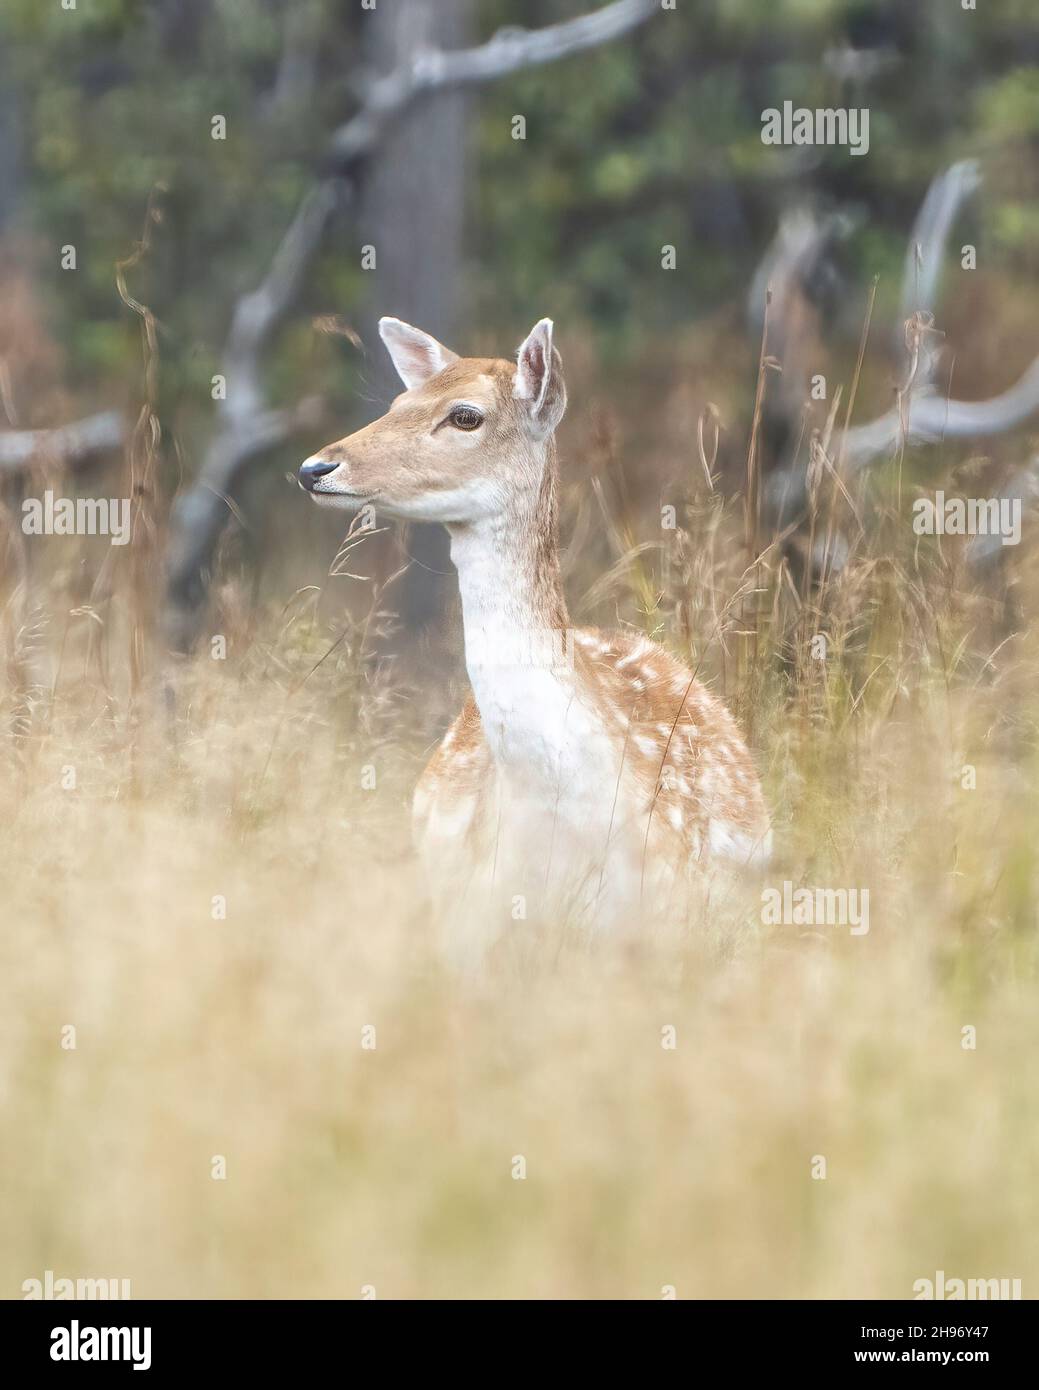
[378,317,458,390]
[514,318,566,434]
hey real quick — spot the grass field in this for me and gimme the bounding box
[2,425,1039,1300]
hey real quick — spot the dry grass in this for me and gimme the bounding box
[2,432,1039,1301]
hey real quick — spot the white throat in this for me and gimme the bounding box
[446,449,600,793]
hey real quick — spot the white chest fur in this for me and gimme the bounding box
[448,509,658,898]
[436,667,648,937]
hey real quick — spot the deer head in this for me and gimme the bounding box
[298,317,566,525]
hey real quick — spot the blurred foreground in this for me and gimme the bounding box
[2,472,1038,1298]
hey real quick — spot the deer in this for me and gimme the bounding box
[299,317,771,956]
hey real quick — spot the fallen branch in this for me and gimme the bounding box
[764,354,1039,525]
[897,160,980,360]
[843,354,1039,469]
[0,410,125,472]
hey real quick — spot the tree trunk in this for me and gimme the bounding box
[356,0,472,643]
[0,34,22,235]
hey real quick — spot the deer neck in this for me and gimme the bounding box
[448,439,586,784]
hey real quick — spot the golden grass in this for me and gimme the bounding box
[2,462,1038,1300]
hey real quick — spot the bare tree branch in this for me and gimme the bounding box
[765,352,1039,526]
[0,410,124,472]
[163,182,343,649]
[843,355,1039,469]
[760,162,1039,537]
[897,160,980,342]
[895,160,981,389]
[164,0,659,652]
[329,0,657,167]
[222,181,344,427]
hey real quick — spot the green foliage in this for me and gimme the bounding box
[0,0,1035,465]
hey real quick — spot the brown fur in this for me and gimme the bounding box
[415,626,770,867]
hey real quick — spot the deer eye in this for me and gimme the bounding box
[449,405,483,431]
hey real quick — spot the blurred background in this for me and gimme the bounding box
[1,0,1037,680]
[3,1,1039,1301]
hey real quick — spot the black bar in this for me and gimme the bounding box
[3,1299,1031,1376]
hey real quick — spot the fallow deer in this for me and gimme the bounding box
[299,318,771,950]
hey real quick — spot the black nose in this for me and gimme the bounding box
[298,457,338,491]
